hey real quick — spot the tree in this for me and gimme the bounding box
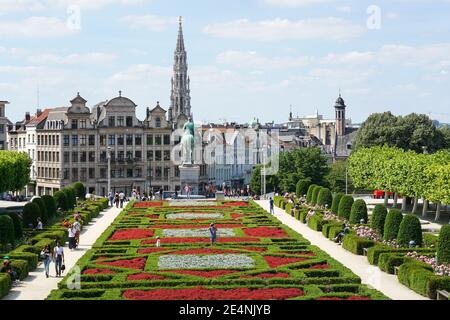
[32,197,48,224]
[317,188,333,208]
[437,225,450,264]
[41,195,57,218]
[306,184,317,204]
[371,205,387,236]
[331,193,344,215]
[397,214,423,247]
[0,215,15,250]
[296,179,311,198]
[325,160,353,193]
[72,182,86,200]
[349,199,368,224]
[383,209,403,241]
[311,186,322,206]
[22,202,41,228]
[7,212,23,240]
[338,195,354,220]
[0,151,32,193]
[250,165,279,195]
[54,191,69,211]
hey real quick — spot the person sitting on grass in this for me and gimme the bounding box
[1,257,19,284]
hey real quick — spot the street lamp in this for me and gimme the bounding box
[107,146,112,196]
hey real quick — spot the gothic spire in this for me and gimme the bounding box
[176,16,185,53]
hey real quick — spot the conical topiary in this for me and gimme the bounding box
[383,209,403,241]
[397,214,423,247]
[349,199,368,224]
[370,204,387,236]
[338,195,354,220]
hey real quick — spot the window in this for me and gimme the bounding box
[164,167,170,179]
[135,134,142,146]
[64,152,70,163]
[147,150,153,161]
[89,151,95,162]
[71,119,78,129]
[155,135,162,145]
[108,134,116,146]
[80,120,87,129]
[135,168,142,178]
[164,135,171,145]
[118,151,124,161]
[118,168,124,178]
[44,136,48,145]
[89,168,95,179]
[72,135,78,146]
[126,151,133,160]
[117,116,124,127]
[0,125,3,134]
[108,116,115,127]
[80,152,87,163]
[72,152,78,163]
[126,116,133,127]
[155,150,162,161]
[100,135,107,146]
[135,150,142,160]
[127,168,133,178]
[147,167,153,178]
[126,134,133,146]
[80,168,87,181]
[63,169,70,180]
[89,135,95,146]
[111,169,116,179]
[100,168,107,179]
[100,152,107,162]
[164,150,170,161]
[147,134,153,145]
[175,166,180,177]
[80,135,87,146]
[63,135,70,146]
[155,167,162,179]
[117,135,124,146]
[56,152,60,162]
[52,135,56,146]
[155,117,161,128]
[72,168,79,180]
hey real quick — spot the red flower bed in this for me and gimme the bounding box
[99,258,147,270]
[223,202,248,207]
[83,268,116,275]
[264,256,307,268]
[231,214,245,219]
[280,251,316,256]
[243,227,288,238]
[128,273,167,281]
[142,237,260,245]
[241,272,290,279]
[134,202,164,208]
[168,248,241,255]
[309,264,329,270]
[153,224,244,229]
[318,296,372,300]
[137,248,170,254]
[123,287,304,300]
[239,247,267,252]
[164,270,239,278]
[128,211,146,215]
[146,215,160,219]
[110,229,155,241]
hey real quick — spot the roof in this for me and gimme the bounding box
[46,107,69,121]
[26,109,51,126]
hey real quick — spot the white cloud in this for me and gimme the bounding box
[109,64,171,82]
[0,16,78,37]
[264,0,337,7]
[386,12,399,19]
[27,52,117,65]
[336,5,352,13]
[0,0,44,13]
[203,17,365,41]
[216,50,311,68]
[46,0,144,10]
[120,14,178,32]
[321,51,374,64]
[378,43,450,68]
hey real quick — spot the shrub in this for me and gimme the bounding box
[397,261,435,298]
[10,259,29,280]
[7,251,38,270]
[54,191,68,211]
[383,209,403,241]
[7,212,23,240]
[306,184,318,204]
[397,214,423,247]
[342,234,376,255]
[322,221,345,238]
[370,205,387,236]
[296,179,311,198]
[41,195,57,218]
[22,202,41,228]
[307,214,325,231]
[337,195,354,220]
[349,199,368,224]
[72,182,86,200]
[0,274,11,298]
[32,197,48,224]
[422,233,439,248]
[317,188,333,208]
[311,186,322,206]
[63,187,76,209]
[437,225,450,264]
[331,193,344,215]
[0,215,15,249]
[378,253,406,274]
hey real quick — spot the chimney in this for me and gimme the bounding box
[25,112,31,121]
[36,109,42,117]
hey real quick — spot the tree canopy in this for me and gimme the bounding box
[0,151,31,193]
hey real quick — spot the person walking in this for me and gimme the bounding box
[73,217,82,248]
[119,191,125,208]
[53,241,65,278]
[114,192,120,208]
[41,244,52,278]
[209,223,217,246]
[36,217,43,230]
[269,197,275,214]
[68,224,76,250]
[108,192,114,207]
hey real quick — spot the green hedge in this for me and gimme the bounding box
[32,197,48,224]
[0,215,15,249]
[22,202,41,228]
[349,199,368,224]
[7,212,23,240]
[311,186,322,206]
[370,205,387,237]
[72,182,86,200]
[0,273,11,298]
[54,191,69,211]
[296,179,311,198]
[307,214,325,231]
[437,225,450,264]
[367,244,435,266]
[337,195,354,220]
[306,184,318,204]
[383,209,403,241]
[378,253,406,274]
[7,251,38,270]
[331,193,344,215]
[423,233,439,248]
[342,234,376,255]
[397,214,423,247]
[10,259,29,280]
[317,188,333,208]
[322,221,345,239]
[42,195,57,218]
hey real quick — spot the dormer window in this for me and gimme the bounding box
[156,117,161,128]
[80,120,87,129]
[126,116,133,127]
[71,119,78,129]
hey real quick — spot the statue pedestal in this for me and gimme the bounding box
[179,164,200,195]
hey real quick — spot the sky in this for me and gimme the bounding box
[1,0,450,125]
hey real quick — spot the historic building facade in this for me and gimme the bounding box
[0,101,12,151]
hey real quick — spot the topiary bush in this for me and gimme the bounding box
[311,186,322,206]
[397,214,423,247]
[22,202,41,228]
[62,187,75,209]
[383,209,403,241]
[7,212,23,240]
[41,195,57,218]
[296,179,311,198]
[331,193,344,215]
[317,188,333,208]
[0,274,11,299]
[437,225,450,264]
[337,195,354,220]
[54,190,69,211]
[370,204,387,237]
[32,197,48,224]
[306,184,318,204]
[72,182,86,200]
[0,215,15,249]
[349,199,368,224]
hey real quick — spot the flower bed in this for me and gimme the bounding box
[166,213,224,220]
[162,228,236,238]
[109,229,155,241]
[134,202,165,208]
[264,256,308,268]
[99,258,147,270]
[158,254,255,270]
[163,270,239,278]
[243,227,288,238]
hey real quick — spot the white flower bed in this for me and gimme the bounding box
[166,213,224,220]
[163,228,236,238]
[169,201,218,207]
[158,254,254,270]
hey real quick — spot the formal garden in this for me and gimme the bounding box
[46,200,387,300]
[273,145,450,300]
